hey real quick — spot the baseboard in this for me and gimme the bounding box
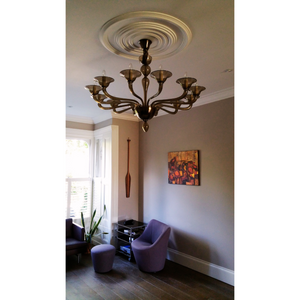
[166,248,234,286]
[90,239,234,286]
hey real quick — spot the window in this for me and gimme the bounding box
[65,139,92,219]
[65,126,119,245]
[66,139,90,178]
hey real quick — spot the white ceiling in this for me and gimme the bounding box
[66,0,234,124]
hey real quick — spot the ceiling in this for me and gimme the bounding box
[66,0,234,124]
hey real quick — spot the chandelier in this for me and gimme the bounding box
[85,39,206,132]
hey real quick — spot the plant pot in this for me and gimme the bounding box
[86,243,93,254]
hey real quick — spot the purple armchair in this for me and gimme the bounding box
[131,219,171,272]
[66,218,87,262]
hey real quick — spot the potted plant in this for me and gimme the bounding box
[81,204,107,252]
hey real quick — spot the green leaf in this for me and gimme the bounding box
[92,221,97,232]
[91,217,101,235]
[90,228,96,236]
[81,212,85,230]
[89,209,96,232]
[92,209,97,220]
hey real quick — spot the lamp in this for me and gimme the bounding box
[85,39,206,132]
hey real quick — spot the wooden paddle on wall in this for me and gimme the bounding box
[125,138,131,198]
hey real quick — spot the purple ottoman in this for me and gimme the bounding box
[91,244,115,273]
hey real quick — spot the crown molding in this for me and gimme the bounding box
[91,111,139,124]
[66,114,94,124]
[111,111,139,122]
[155,86,234,118]
[194,86,234,107]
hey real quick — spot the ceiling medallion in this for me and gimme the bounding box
[99,11,192,60]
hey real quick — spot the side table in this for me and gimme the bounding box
[114,220,146,261]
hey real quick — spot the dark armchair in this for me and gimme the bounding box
[66,218,87,262]
[131,219,171,272]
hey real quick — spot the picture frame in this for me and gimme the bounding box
[168,150,200,186]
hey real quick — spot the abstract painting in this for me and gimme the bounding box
[168,150,200,185]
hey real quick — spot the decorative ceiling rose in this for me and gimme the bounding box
[99,11,192,60]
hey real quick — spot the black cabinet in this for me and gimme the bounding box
[114,220,146,261]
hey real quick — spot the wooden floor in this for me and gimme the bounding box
[66,253,234,300]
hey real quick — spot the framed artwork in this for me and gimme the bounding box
[168,150,200,186]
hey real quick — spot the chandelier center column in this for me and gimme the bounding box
[139,39,152,106]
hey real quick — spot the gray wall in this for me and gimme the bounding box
[139,98,234,270]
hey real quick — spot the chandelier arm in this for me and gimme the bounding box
[157,102,194,113]
[170,99,194,109]
[146,82,163,105]
[156,105,179,115]
[176,96,202,110]
[97,103,117,110]
[168,100,196,111]
[113,103,136,109]
[150,89,188,107]
[176,104,193,111]
[179,99,198,109]
[102,87,140,106]
[92,95,114,104]
[162,102,193,110]
[113,106,135,114]
[127,82,143,103]
[97,98,136,111]
[93,95,130,107]
[151,97,196,114]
